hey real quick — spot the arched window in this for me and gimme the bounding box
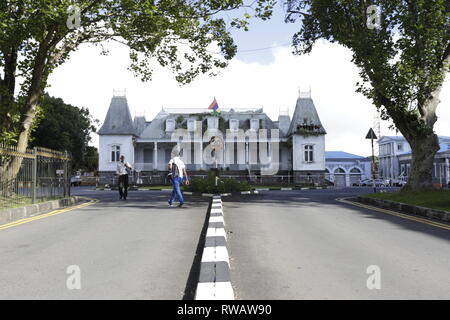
[334,167,345,174]
[304,145,314,162]
[350,168,361,174]
[111,145,120,162]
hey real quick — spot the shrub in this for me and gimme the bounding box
[183,172,251,194]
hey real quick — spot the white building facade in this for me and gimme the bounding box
[97,91,328,185]
[378,135,450,187]
[325,151,372,187]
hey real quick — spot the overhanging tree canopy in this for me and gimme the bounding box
[0,0,275,147]
[284,0,450,191]
[0,0,274,182]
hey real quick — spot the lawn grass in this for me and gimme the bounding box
[0,195,60,210]
[366,190,450,212]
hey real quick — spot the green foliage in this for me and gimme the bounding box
[285,0,450,137]
[218,116,226,133]
[285,0,450,189]
[29,94,98,172]
[183,172,251,193]
[367,190,450,212]
[0,0,275,146]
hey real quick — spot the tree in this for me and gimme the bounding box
[29,94,98,172]
[83,145,98,173]
[284,0,450,191]
[0,0,275,179]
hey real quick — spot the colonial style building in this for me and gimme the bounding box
[97,91,327,185]
[325,151,372,187]
[378,135,450,187]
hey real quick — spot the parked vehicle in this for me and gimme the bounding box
[360,179,387,187]
[353,178,371,187]
[70,175,81,186]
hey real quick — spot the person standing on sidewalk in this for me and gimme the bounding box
[117,155,132,200]
[168,153,189,207]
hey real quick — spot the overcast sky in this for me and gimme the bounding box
[47,4,450,157]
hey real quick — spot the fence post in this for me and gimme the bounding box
[32,147,37,204]
[63,151,69,197]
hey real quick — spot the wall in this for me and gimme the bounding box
[292,134,326,171]
[99,135,135,172]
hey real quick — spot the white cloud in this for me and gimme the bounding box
[47,40,450,157]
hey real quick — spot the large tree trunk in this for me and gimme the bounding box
[402,133,440,192]
[1,94,41,197]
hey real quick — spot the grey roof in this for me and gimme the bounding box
[278,115,291,136]
[379,135,450,143]
[133,116,147,136]
[325,151,368,160]
[288,97,326,135]
[98,96,136,135]
[139,109,282,139]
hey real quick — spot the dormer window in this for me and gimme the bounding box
[230,119,239,131]
[166,119,175,132]
[188,119,196,132]
[250,119,259,130]
[207,117,218,130]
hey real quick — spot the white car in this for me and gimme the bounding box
[70,176,81,186]
[361,179,387,187]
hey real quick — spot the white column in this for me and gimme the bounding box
[154,142,158,171]
[445,158,450,184]
[200,141,203,169]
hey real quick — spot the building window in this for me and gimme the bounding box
[230,119,239,131]
[166,119,175,132]
[207,117,218,130]
[250,119,259,130]
[304,145,314,163]
[111,145,120,162]
[188,119,196,132]
[397,143,403,152]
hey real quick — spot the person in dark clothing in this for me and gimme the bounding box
[117,155,132,200]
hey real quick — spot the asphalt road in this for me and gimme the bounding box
[0,187,208,299]
[224,188,450,299]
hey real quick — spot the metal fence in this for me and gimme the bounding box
[102,171,329,187]
[0,144,71,210]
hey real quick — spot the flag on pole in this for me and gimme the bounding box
[208,97,219,111]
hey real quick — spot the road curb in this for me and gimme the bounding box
[195,195,234,300]
[0,196,94,226]
[354,196,450,223]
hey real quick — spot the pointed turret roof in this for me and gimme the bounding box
[288,94,326,135]
[98,95,136,135]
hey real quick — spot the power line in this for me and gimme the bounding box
[236,42,292,53]
[208,42,292,55]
